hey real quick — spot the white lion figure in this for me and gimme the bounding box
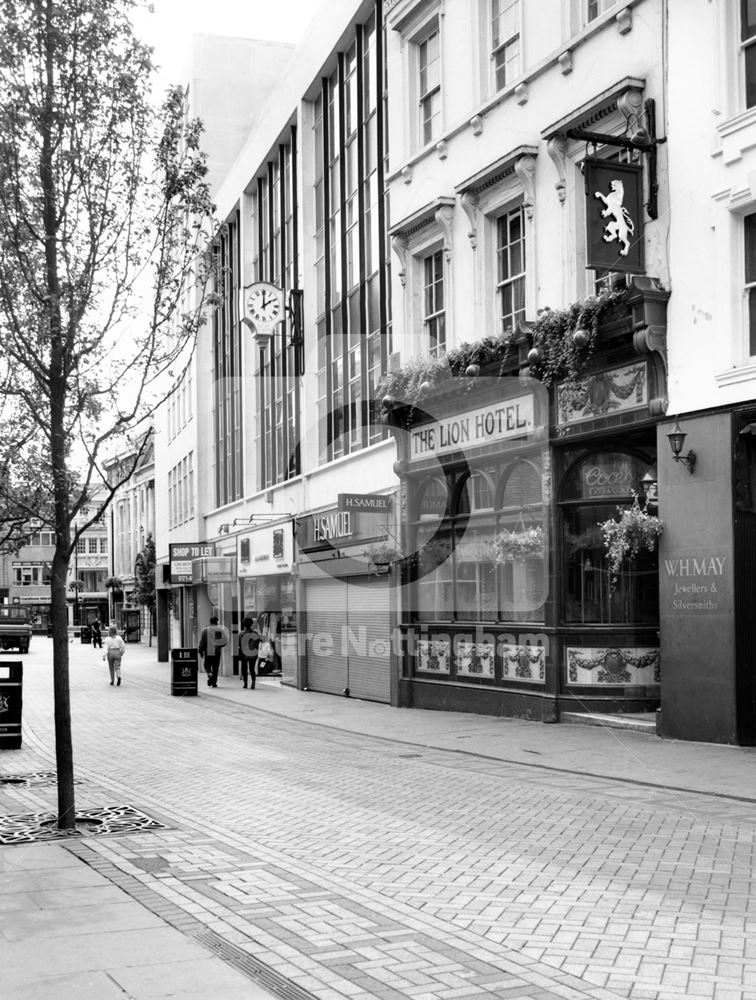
[594,179,635,256]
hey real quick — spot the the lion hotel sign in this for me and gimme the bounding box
[584,158,644,275]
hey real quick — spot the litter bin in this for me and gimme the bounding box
[0,661,23,749]
[171,647,198,696]
[80,625,92,644]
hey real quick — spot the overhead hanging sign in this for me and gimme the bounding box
[584,158,644,274]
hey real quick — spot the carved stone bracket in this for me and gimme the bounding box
[627,275,670,415]
[558,51,573,75]
[470,114,483,136]
[435,204,454,263]
[514,154,537,220]
[391,233,409,287]
[616,7,632,34]
[459,190,479,249]
[546,136,567,204]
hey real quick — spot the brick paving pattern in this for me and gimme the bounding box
[2,642,756,1000]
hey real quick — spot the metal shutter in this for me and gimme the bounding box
[305,579,348,694]
[346,576,390,703]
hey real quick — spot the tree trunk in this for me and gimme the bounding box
[51,546,75,828]
[39,0,76,830]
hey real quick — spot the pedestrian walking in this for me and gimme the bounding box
[238,616,260,690]
[91,618,102,649]
[198,615,229,688]
[103,625,125,686]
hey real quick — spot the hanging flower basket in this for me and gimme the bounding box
[361,542,401,566]
[494,525,545,564]
[599,494,663,579]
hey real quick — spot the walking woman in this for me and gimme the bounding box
[103,625,126,686]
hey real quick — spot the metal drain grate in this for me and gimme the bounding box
[196,930,320,1000]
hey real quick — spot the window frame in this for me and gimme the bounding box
[744,211,756,356]
[410,459,546,626]
[490,0,521,93]
[495,203,527,337]
[422,247,446,357]
[417,24,441,147]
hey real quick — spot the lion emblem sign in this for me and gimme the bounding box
[594,179,634,256]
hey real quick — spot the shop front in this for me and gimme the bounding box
[236,520,296,684]
[384,278,668,724]
[296,498,398,704]
[167,542,215,649]
[192,554,236,676]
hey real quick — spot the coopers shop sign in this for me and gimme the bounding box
[409,397,533,462]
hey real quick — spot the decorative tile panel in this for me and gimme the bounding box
[455,639,495,678]
[557,362,647,426]
[501,644,545,684]
[416,637,451,674]
[566,646,660,686]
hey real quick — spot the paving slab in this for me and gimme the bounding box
[5,639,756,1000]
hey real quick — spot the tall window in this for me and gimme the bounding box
[743,2,756,109]
[491,0,520,91]
[586,0,617,23]
[423,250,446,356]
[253,133,300,488]
[562,451,658,626]
[745,212,756,355]
[212,216,243,507]
[418,28,441,146]
[313,5,390,465]
[412,460,545,624]
[496,205,526,335]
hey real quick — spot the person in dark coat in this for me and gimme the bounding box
[238,616,261,689]
[198,615,229,688]
[91,618,102,649]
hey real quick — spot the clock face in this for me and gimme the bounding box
[247,283,283,325]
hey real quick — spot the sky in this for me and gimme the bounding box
[134,0,319,86]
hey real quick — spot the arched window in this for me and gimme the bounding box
[497,460,546,618]
[410,457,545,624]
[561,450,658,625]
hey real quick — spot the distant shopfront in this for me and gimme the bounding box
[236,520,295,683]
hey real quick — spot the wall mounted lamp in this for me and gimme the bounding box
[640,467,658,505]
[667,419,696,473]
[218,523,232,534]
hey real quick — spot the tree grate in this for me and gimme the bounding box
[196,930,321,1000]
[0,804,168,845]
[0,771,79,788]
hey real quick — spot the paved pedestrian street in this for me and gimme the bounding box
[2,641,756,1000]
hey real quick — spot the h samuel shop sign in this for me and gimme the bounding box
[409,396,533,463]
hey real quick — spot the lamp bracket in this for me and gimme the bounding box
[673,451,696,474]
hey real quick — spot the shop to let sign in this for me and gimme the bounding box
[409,397,533,462]
[169,543,214,584]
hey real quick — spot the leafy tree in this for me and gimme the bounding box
[0,0,215,828]
[134,532,156,644]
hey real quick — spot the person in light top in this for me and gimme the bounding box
[103,625,126,686]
